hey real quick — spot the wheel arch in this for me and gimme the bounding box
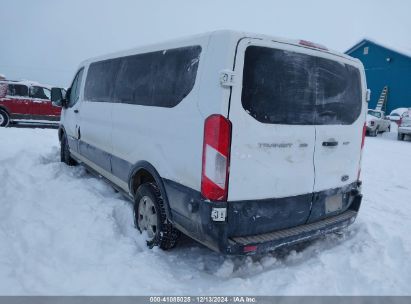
[128,161,173,221]
[0,105,10,116]
[0,105,11,126]
[58,125,66,142]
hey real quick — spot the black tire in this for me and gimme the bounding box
[397,133,404,141]
[60,133,77,166]
[388,125,391,132]
[0,109,10,127]
[134,182,180,250]
[370,127,378,137]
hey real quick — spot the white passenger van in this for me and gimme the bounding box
[51,31,366,255]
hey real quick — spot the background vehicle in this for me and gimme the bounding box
[0,80,61,127]
[366,109,391,136]
[387,107,409,126]
[398,110,411,141]
[52,31,365,255]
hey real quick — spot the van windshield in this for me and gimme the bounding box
[241,46,362,125]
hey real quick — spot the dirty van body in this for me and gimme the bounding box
[52,31,366,255]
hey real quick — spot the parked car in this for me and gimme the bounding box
[387,108,409,126]
[51,31,365,255]
[0,80,61,127]
[398,110,411,141]
[366,109,391,136]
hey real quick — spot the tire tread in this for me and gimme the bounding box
[135,183,180,250]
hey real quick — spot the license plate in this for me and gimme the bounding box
[211,208,226,222]
[325,194,343,214]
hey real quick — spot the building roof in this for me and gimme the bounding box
[346,38,411,59]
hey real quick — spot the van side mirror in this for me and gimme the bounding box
[51,87,68,107]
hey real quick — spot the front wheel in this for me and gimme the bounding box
[134,183,180,250]
[60,133,77,166]
[0,109,10,127]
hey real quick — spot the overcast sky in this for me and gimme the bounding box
[1,0,410,87]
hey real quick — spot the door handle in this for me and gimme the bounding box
[74,109,79,113]
[322,141,338,147]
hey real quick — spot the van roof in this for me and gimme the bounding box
[79,30,359,67]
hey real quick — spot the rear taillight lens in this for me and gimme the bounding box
[201,114,232,201]
[399,117,403,126]
[243,245,258,253]
[299,40,328,51]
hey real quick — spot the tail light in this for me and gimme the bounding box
[399,117,403,126]
[299,40,328,51]
[201,115,232,201]
[243,245,257,253]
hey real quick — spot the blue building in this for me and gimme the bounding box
[346,39,411,114]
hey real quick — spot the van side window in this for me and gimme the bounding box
[114,53,155,106]
[68,68,84,107]
[242,46,362,125]
[7,84,29,97]
[84,59,121,103]
[84,45,201,107]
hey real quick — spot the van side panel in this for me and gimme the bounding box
[79,101,113,173]
[195,31,241,118]
[109,36,210,198]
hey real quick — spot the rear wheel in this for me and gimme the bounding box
[60,133,77,166]
[134,183,180,250]
[397,133,404,141]
[0,110,10,127]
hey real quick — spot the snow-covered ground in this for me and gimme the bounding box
[0,126,410,295]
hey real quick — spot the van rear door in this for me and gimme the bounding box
[227,39,364,229]
[311,57,364,192]
[227,39,316,228]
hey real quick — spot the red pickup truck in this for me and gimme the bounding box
[0,80,61,127]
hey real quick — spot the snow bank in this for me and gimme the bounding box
[0,128,410,295]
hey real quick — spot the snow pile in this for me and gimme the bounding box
[0,127,410,295]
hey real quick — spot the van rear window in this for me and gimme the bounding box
[242,46,362,125]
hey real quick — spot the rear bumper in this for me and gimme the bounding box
[164,179,362,255]
[398,127,411,134]
[228,208,358,254]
